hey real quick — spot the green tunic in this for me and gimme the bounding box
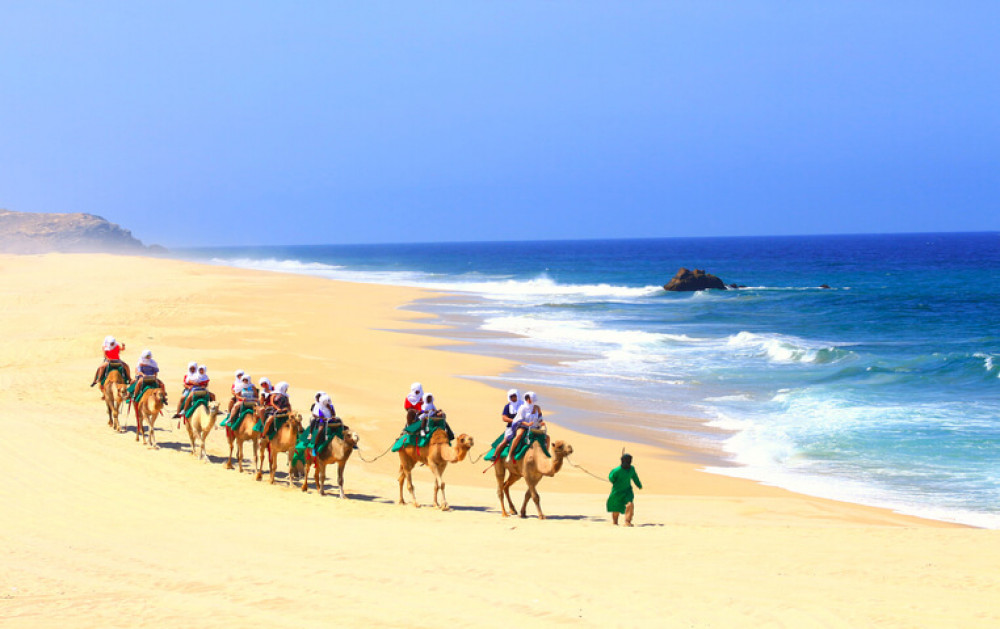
[606,465,642,513]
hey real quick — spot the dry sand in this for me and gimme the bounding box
[1,253,997,628]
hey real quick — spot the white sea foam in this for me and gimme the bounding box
[724,330,849,364]
[207,257,661,302]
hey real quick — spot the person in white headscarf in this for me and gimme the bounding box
[507,391,546,461]
[174,363,216,418]
[310,391,327,417]
[132,349,166,403]
[258,377,274,405]
[261,381,293,437]
[227,370,246,417]
[404,382,424,425]
[416,392,455,440]
[489,389,522,462]
[91,335,129,387]
[173,361,200,417]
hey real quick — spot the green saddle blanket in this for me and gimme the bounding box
[221,403,256,431]
[484,430,550,461]
[292,420,345,466]
[100,360,128,387]
[127,377,160,402]
[253,412,290,440]
[183,391,212,420]
[390,417,449,452]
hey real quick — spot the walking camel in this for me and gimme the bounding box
[397,430,474,510]
[494,439,573,519]
[185,400,222,461]
[301,425,359,498]
[134,387,167,448]
[102,370,127,432]
[259,412,304,485]
[225,406,262,475]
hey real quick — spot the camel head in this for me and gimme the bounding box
[456,434,474,451]
[208,401,221,416]
[344,430,360,449]
[552,440,573,457]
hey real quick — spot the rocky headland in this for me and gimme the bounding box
[0,209,163,254]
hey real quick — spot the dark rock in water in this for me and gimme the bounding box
[728,283,747,289]
[663,268,728,292]
[0,209,163,254]
[819,284,832,290]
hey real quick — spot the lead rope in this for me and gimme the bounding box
[565,456,610,483]
[356,443,394,463]
[468,449,488,465]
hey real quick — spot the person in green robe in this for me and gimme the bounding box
[607,453,642,526]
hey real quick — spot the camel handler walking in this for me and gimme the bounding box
[607,453,642,527]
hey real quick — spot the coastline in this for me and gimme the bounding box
[3,252,998,628]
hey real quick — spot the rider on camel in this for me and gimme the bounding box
[491,388,522,462]
[227,369,246,417]
[507,391,546,462]
[404,382,423,425]
[307,392,337,456]
[91,335,130,388]
[173,363,215,418]
[260,381,292,437]
[132,349,167,404]
[172,362,198,417]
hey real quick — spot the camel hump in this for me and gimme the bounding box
[428,429,450,446]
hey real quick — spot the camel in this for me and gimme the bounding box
[134,386,166,448]
[397,430,474,510]
[494,439,573,519]
[185,400,221,461]
[259,412,303,485]
[101,370,127,432]
[301,425,359,498]
[224,405,262,475]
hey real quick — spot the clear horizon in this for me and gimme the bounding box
[2,2,998,248]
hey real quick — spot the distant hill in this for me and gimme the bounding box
[0,209,164,254]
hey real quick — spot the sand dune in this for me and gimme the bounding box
[2,253,997,628]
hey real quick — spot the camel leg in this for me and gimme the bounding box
[317,462,327,496]
[502,472,520,515]
[302,460,312,492]
[188,427,197,456]
[397,465,406,505]
[237,439,245,473]
[406,469,418,507]
[225,434,235,469]
[136,414,144,444]
[520,488,531,519]
[336,461,346,499]
[287,450,295,487]
[269,448,277,484]
[253,440,263,481]
[495,465,510,517]
[148,416,157,449]
[527,482,545,520]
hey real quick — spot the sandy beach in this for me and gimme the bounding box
[2,253,998,628]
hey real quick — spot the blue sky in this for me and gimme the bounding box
[1,2,998,246]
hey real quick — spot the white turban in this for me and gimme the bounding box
[235,369,245,379]
[525,391,537,405]
[423,392,434,405]
[275,381,289,395]
[141,349,152,360]
[198,364,207,373]
[507,389,519,399]
[104,335,116,349]
[187,361,198,371]
[259,377,272,388]
[407,382,424,406]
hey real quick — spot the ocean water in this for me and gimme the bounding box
[182,233,1000,527]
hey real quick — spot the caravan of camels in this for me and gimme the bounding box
[92,336,575,519]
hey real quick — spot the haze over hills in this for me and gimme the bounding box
[0,209,163,254]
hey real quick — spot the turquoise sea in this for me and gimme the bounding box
[183,232,1000,527]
